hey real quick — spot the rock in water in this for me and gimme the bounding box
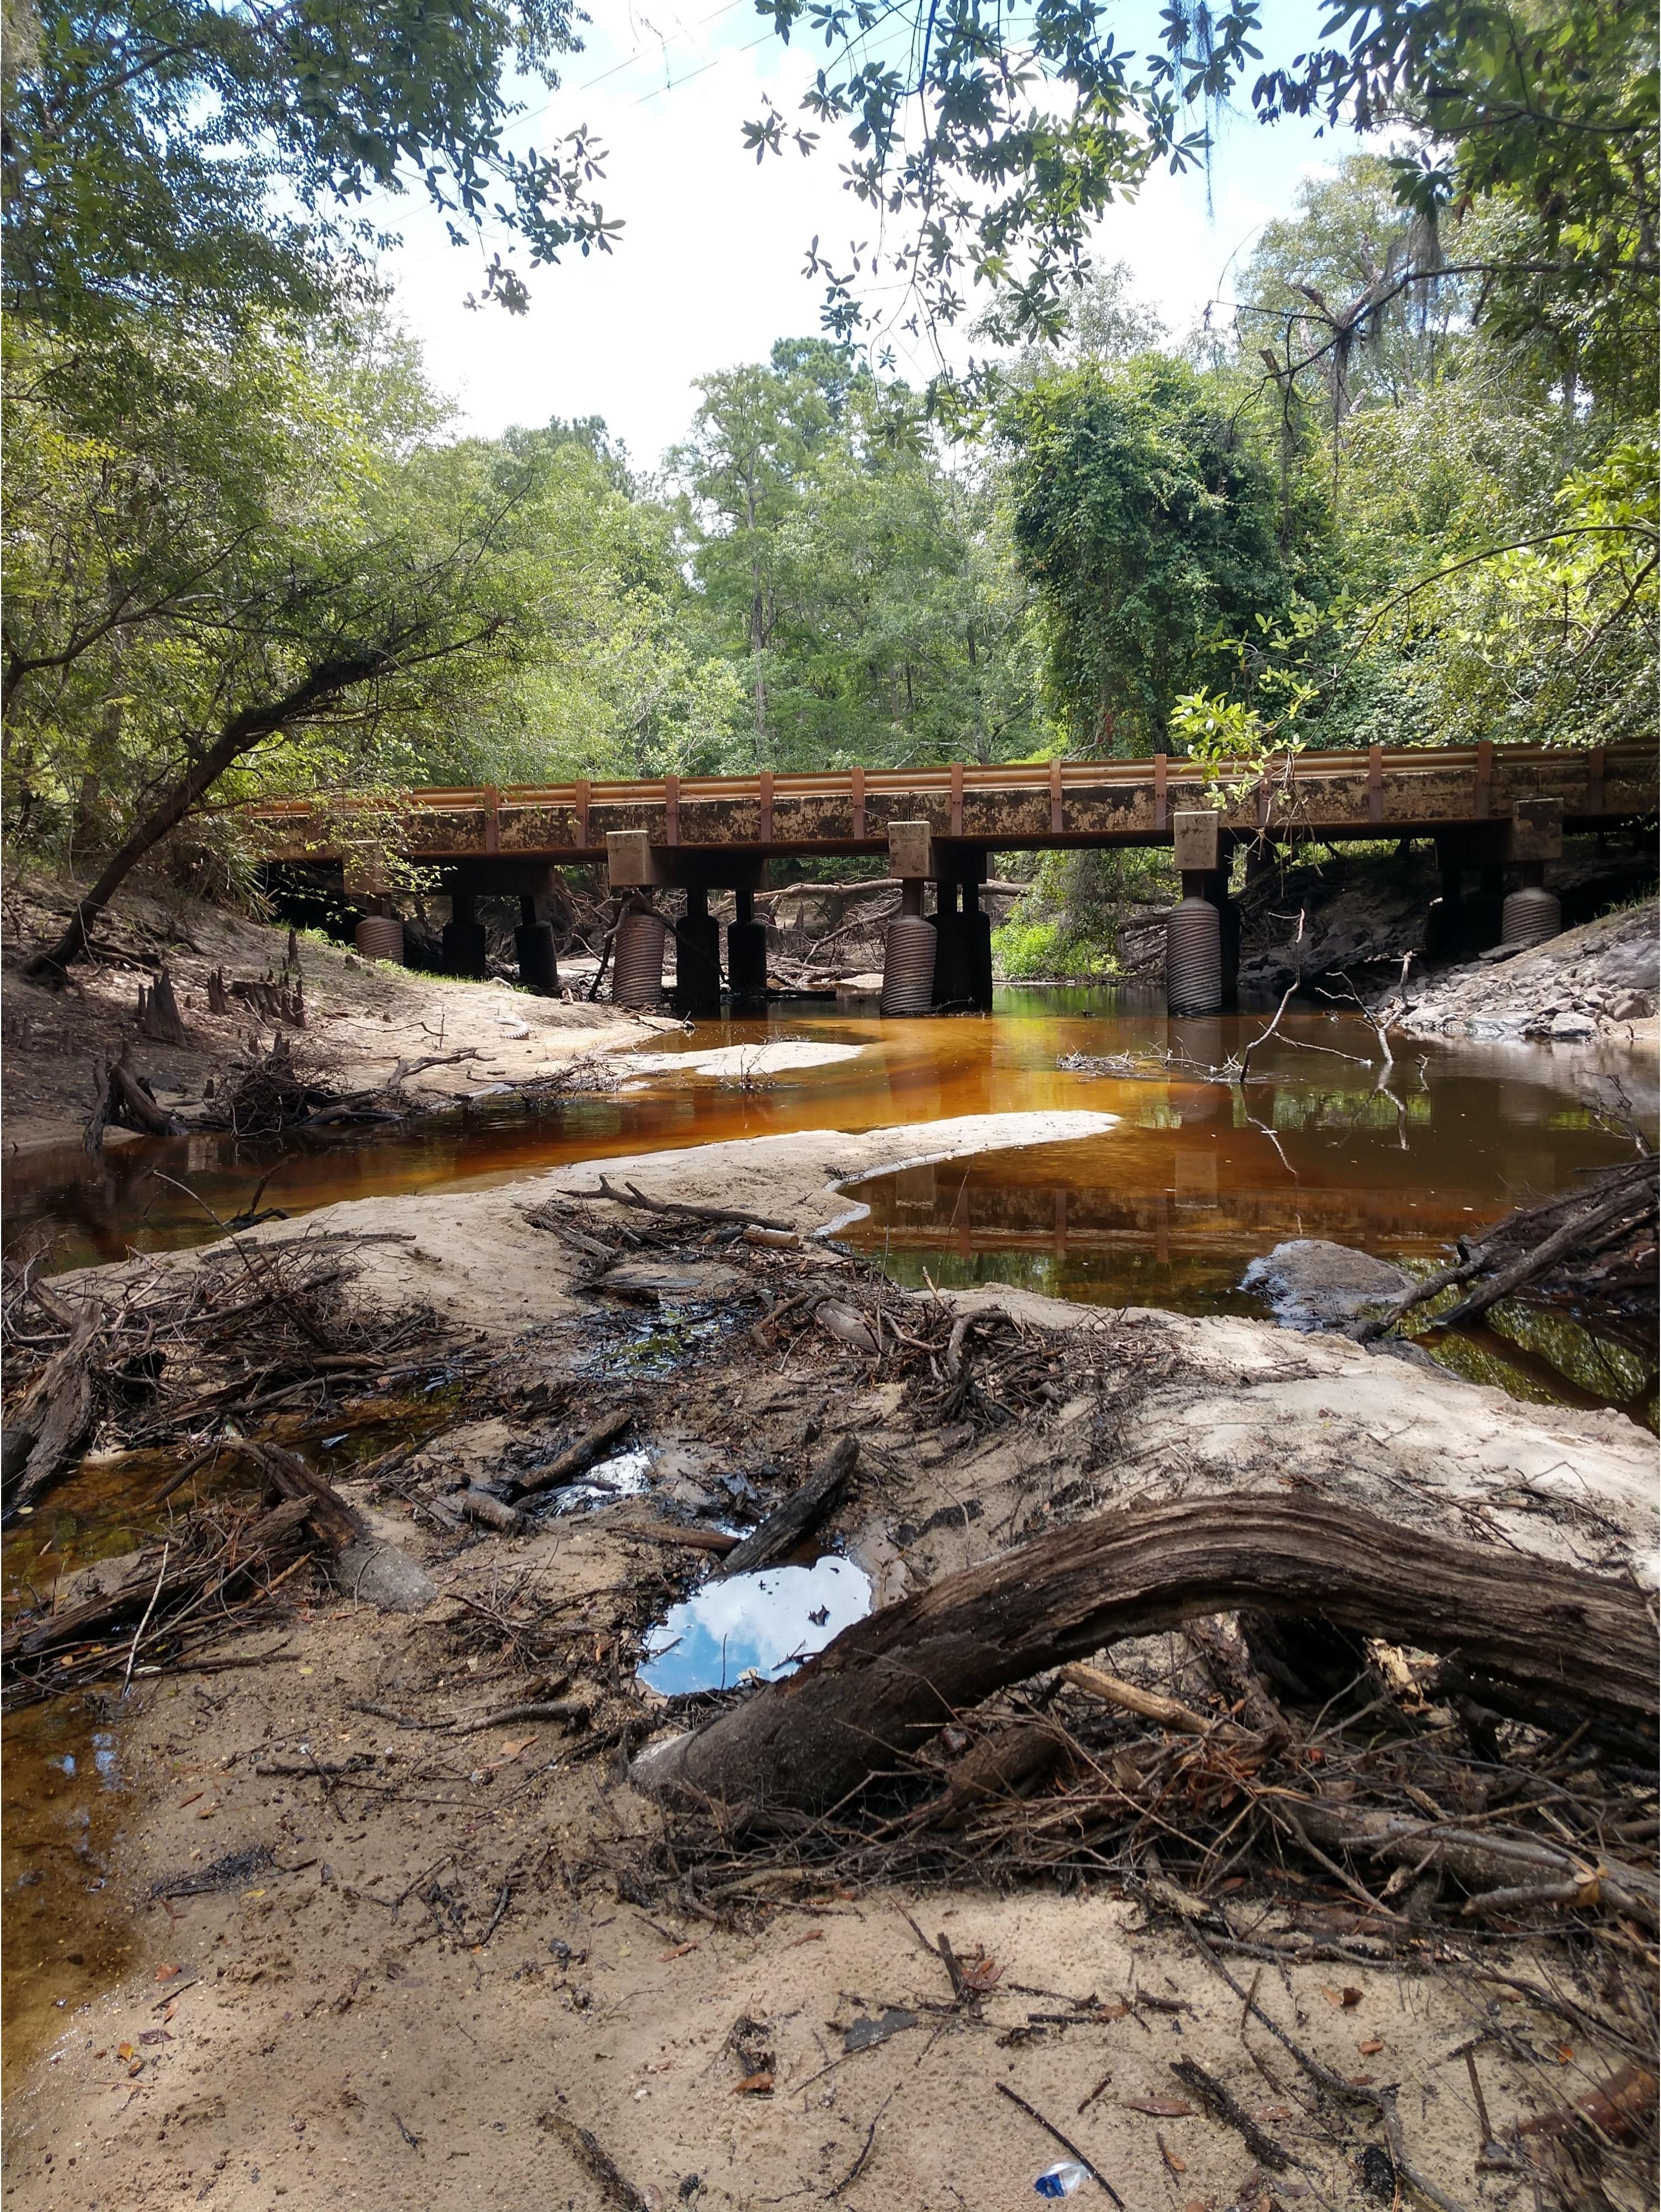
[1242,1239,1412,1332]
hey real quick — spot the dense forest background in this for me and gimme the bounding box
[2,0,1654,971]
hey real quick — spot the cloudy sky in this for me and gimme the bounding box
[382,0,1354,466]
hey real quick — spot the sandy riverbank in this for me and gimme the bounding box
[2,874,650,1155]
[4,1121,1657,2212]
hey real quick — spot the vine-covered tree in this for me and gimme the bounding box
[1004,356,1304,753]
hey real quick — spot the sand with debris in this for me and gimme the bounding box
[4,1122,1656,2212]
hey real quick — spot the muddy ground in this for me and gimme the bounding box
[1,874,649,1156]
[4,1128,1656,2212]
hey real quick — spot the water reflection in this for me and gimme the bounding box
[6,994,1649,1287]
[640,1556,871,1696]
[2,1700,138,2093]
[545,1447,653,1516]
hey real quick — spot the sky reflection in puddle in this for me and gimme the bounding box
[639,1557,871,1695]
[545,1447,654,1515]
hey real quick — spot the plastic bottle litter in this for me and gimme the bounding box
[1035,2161,1089,2198]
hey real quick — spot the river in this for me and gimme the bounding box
[3,987,1657,2090]
[6,988,1654,1410]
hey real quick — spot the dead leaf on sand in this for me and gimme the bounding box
[1123,2096,1194,2117]
[732,2070,774,2095]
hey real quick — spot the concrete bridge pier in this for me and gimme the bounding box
[1427,837,1466,959]
[515,896,560,995]
[727,887,769,1007]
[931,879,971,1009]
[442,885,490,979]
[881,823,938,1015]
[931,855,994,1012]
[673,887,723,1018]
[1502,797,1564,947]
[604,831,768,1012]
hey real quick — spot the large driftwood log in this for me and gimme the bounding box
[631,1496,1655,1813]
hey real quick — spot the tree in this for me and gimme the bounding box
[1,321,587,979]
[1003,355,1300,753]
[2,0,618,338]
[1203,151,1658,755]
[745,0,1656,377]
[671,343,848,757]
[673,342,1044,770]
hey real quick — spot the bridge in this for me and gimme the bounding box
[247,739,1655,1016]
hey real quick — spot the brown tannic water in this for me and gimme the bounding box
[6,990,1654,1413]
[3,989,1655,2082]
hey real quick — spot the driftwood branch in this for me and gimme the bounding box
[718,1433,858,1576]
[1352,1154,1657,1342]
[509,1407,634,1502]
[560,1174,794,1233]
[631,1496,1655,1813]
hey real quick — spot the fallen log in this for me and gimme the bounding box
[630,1496,1655,1813]
[717,1433,858,1576]
[614,1521,739,1554]
[509,1407,634,1501]
[216,1437,368,1552]
[460,1487,524,1534]
[2,1303,100,1522]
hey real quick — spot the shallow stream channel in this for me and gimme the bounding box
[9,987,1655,1414]
[3,988,1656,2085]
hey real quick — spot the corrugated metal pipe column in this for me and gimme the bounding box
[1166,873,1223,1015]
[613,904,668,1006]
[353,911,405,964]
[1502,862,1561,948]
[881,877,937,1014]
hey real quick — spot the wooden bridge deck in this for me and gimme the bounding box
[247,740,1654,878]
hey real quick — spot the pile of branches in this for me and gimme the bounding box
[537,1182,1166,1444]
[754,1276,1125,1434]
[2,1232,443,1525]
[1355,1152,1658,1357]
[2,1486,323,1707]
[647,1606,1658,1927]
[633,1619,1657,2206]
[192,1031,342,1135]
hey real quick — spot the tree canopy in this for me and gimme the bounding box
[1,0,1653,977]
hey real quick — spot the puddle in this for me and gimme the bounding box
[639,1556,872,1695]
[544,1447,654,1515]
[2,1700,139,2094]
[581,1301,736,1379]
